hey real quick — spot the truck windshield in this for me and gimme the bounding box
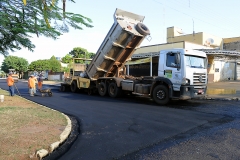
[184,55,207,69]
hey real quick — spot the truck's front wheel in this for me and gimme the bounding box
[60,85,66,92]
[152,85,170,105]
[98,82,108,96]
[71,81,78,93]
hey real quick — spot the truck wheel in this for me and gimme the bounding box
[71,81,78,93]
[98,82,107,96]
[48,92,53,97]
[108,82,122,98]
[87,89,92,95]
[135,23,150,35]
[152,85,170,105]
[60,85,66,92]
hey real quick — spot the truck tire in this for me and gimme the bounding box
[152,85,170,105]
[71,81,78,93]
[135,23,150,35]
[98,82,108,96]
[108,82,122,98]
[87,89,92,95]
[60,85,66,92]
[48,92,53,97]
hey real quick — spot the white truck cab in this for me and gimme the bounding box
[157,48,207,101]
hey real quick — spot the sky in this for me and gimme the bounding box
[1,0,240,66]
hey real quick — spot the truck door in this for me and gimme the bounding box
[164,52,181,91]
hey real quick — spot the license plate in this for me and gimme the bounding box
[198,89,203,93]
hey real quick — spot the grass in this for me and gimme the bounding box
[0,89,67,160]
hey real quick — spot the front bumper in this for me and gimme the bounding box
[179,85,207,100]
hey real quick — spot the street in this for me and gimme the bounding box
[1,80,240,160]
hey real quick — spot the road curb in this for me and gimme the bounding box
[35,113,72,160]
[203,97,239,101]
[20,99,72,160]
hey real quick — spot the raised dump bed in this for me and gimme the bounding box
[86,8,150,80]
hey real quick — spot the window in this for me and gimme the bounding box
[184,55,207,69]
[166,52,178,68]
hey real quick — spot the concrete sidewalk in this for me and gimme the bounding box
[206,80,240,100]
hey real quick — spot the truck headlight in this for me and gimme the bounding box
[182,78,189,85]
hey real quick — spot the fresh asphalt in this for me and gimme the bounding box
[0,80,224,160]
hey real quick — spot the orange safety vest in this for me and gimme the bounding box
[7,76,14,86]
[28,77,35,88]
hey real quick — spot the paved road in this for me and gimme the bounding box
[0,80,238,159]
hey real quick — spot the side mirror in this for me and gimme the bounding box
[175,53,180,64]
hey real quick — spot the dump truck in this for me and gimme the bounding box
[60,8,208,105]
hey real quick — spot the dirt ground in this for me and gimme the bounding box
[0,89,67,160]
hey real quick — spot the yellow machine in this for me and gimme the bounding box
[61,58,92,93]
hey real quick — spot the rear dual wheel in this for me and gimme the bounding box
[98,82,108,96]
[98,82,122,98]
[108,82,122,98]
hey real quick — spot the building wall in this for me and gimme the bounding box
[223,41,240,51]
[167,26,222,48]
[184,42,213,49]
[205,60,236,82]
[48,75,64,81]
[135,41,213,55]
[223,37,240,43]
[202,33,223,48]
[48,72,64,81]
[134,42,184,54]
[208,60,236,82]
[167,32,203,46]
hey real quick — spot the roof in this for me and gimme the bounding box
[132,49,240,58]
[196,49,240,56]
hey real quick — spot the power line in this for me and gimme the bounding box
[172,0,240,30]
[151,0,239,35]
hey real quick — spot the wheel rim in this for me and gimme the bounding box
[156,90,165,100]
[100,85,104,93]
[88,89,92,95]
[141,24,148,31]
[99,83,106,95]
[109,85,115,95]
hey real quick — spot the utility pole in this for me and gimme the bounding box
[192,19,195,42]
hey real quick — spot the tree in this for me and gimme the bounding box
[1,55,28,78]
[89,52,96,59]
[69,47,88,58]
[61,54,72,64]
[0,0,93,56]
[49,55,61,72]
[28,59,50,72]
[68,47,95,63]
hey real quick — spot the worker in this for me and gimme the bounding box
[37,74,43,90]
[28,75,35,96]
[33,75,38,93]
[6,73,15,96]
